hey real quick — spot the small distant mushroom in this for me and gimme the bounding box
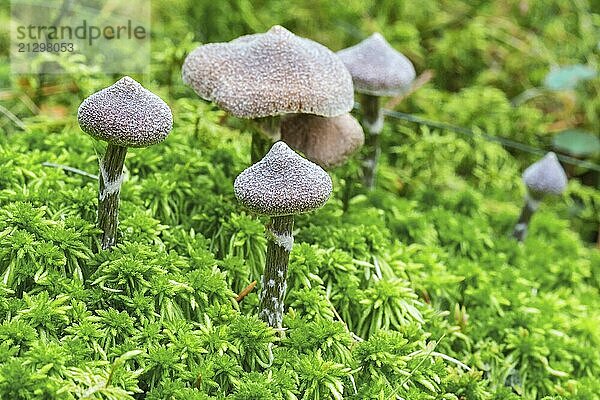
[337,33,416,188]
[78,77,173,250]
[513,152,568,241]
[234,141,332,329]
[182,25,354,162]
[280,113,364,169]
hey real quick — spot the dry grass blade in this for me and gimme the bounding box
[384,70,434,110]
[0,103,26,130]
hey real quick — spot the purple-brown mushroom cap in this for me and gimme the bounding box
[523,152,568,196]
[337,33,416,96]
[182,25,354,118]
[281,113,364,168]
[234,141,333,216]
[78,76,173,148]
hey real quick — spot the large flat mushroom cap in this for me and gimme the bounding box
[78,77,173,148]
[281,114,364,168]
[337,33,416,96]
[182,25,354,118]
[522,152,568,196]
[234,141,332,216]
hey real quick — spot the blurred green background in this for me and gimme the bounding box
[0,0,598,238]
[1,0,598,143]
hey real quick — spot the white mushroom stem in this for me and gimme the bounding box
[97,143,128,250]
[512,192,542,242]
[360,94,384,189]
[259,214,294,329]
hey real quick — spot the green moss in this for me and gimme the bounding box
[0,1,598,398]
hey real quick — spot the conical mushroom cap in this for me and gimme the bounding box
[182,25,354,118]
[234,141,332,216]
[78,77,173,148]
[337,33,416,96]
[281,114,364,168]
[522,152,568,196]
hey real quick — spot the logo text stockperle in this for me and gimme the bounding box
[16,20,147,46]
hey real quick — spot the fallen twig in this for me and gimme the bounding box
[236,280,257,302]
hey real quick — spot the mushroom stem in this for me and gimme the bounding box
[251,116,281,163]
[512,193,541,242]
[97,143,127,250]
[259,214,294,329]
[342,176,353,213]
[360,94,384,189]
[251,130,273,164]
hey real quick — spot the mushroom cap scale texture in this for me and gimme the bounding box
[337,33,416,96]
[281,113,364,168]
[234,141,333,216]
[522,152,568,196]
[182,25,354,118]
[78,76,173,148]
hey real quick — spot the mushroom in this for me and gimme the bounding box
[234,141,332,328]
[513,152,568,241]
[78,76,173,250]
[182,25,354,162]
[280,113,364,169]
[337,33,416,188]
